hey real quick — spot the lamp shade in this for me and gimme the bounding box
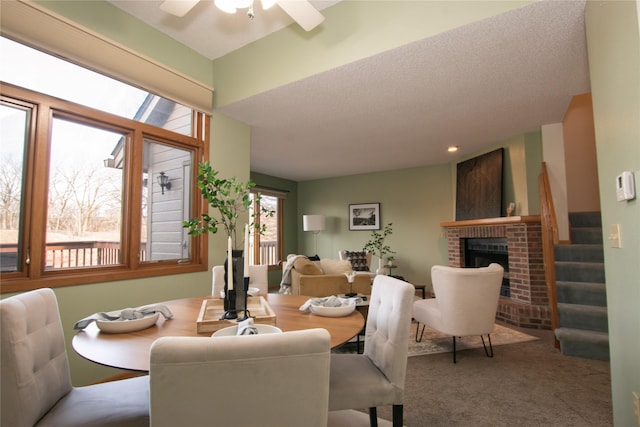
[303,215,325,232]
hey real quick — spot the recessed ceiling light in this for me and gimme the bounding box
[447,146,459,153]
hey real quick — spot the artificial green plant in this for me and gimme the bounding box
[183,161,272,249]
[363,222,395,260]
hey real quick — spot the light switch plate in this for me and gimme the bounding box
[609,224,621,248]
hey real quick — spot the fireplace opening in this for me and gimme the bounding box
[464,238,510,297]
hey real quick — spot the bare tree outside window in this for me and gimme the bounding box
[45,118,125,268]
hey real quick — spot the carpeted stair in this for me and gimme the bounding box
[553,212,609,360]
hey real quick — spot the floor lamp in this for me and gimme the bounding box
[303,214,325,257]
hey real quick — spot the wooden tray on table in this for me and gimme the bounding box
[196,296,277,333]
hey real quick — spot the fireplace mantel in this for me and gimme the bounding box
[441,215,550,329]
[440,215,541,228]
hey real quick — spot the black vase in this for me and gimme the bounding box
[223,249,246,318]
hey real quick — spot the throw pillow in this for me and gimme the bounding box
[344,251,369,271]
[293,257,323,275]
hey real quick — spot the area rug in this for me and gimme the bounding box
[407,322,538,357]
[335,322,538,357]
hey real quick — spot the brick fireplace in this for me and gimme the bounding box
[441,216,551,329]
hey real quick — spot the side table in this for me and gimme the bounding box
[413,284,426,299]
[387,264,398,276]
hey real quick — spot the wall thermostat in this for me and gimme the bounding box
[616,171,635,201]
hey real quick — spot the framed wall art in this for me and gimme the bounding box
[349,203,380,230]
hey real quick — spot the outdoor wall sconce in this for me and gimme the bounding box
[157,172,171,195]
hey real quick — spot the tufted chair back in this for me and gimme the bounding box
[1,288,149,427]
[328,275,414,426]
[362,275,414,399]
[1,288,72,426]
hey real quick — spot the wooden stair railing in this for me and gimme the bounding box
[539,162,560,348]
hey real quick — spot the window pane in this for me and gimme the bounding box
[0,36,193,136]
[250,194,279,266]
[141,140,192,262]
[46,117,124,269]
[0,103,28,273]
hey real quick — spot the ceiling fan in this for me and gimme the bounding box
[160,0,325,31]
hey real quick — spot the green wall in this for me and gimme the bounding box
[212,1,533,107]
[586,2,640,425]
[35,0,213,86]
[295,132,542,291]
[298,163,452,289]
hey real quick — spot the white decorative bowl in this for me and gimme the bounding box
[96,312,160,334]
[309,299,356,317]
[211,324,282,337]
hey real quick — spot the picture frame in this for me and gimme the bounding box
[349,203,381,230]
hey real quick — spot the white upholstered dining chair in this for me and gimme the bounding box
[212,264,269,297]
[149,328,331,427]
[328,275,414,427]
[0,288,149,427]
[413,263,504,363]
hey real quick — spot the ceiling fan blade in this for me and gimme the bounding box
[160,0,200,17]
[276,0,325,31]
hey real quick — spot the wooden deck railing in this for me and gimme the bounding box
[45,241,122,268]
[0,241,147,270]
[539,162,560,348]
[255,240,278,266]
[2,240,277,270]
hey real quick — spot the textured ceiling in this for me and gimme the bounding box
[109,0,590,181]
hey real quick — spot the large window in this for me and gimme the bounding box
[0,38,209,292]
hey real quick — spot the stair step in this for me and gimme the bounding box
[568,211,602,228]
[554,327,610,361]
[556,281,607,306]
[555,261,605,283]
[557,303,608,332]
[570,227,603,244]
[554,244,604,262]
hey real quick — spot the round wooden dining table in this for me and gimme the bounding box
[72,294,364,372]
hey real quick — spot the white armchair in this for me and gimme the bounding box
[150,328,331,427]
[413,263,504,363]
[0,288,149,427]
[212,264,269,297]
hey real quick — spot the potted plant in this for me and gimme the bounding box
[183,161,272,315]
[363,222,395,275]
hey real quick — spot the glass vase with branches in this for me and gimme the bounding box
[182,161,272,248]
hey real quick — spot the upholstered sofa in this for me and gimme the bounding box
[283,254,371,297]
